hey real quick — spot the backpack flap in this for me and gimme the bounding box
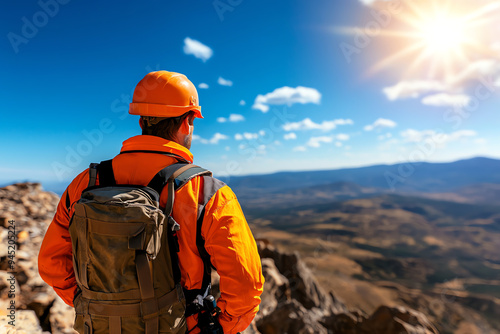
[70,185,166,291]
[128,217,164,261]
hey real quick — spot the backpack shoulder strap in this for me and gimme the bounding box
[148,164,213,298]
[148,164,212,216]
[87,159,116,188]
[174,166,212,190]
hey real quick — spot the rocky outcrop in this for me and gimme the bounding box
[1,183,439,333]
[0,183,75,333]
[249,240,439,334]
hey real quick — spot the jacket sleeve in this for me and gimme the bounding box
[38,170,88,306]
[38,187,77,306]
[201,184,264,334]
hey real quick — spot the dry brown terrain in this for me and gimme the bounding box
[246,194,500,334]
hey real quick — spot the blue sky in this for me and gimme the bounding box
[2,0,500,188]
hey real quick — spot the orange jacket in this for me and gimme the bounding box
[38,135,264,333]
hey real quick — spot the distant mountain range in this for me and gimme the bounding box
[8,156,500,196]
[228,157,500,195]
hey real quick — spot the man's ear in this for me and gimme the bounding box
[187,113,195,126]
[179,115,193,134]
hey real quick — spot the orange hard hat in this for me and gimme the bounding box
[129,71,203,118]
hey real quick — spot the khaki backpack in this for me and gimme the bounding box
[69,158,212,334]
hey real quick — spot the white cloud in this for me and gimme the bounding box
[240,100,246,106]
[450,59,500,87]
[235,132,259,140]
[183,37,213,62]
[293,146,307,152]
[229,114,245,122]
[336,133,350,141]
[253,103,269,113]
[284,132,297,140]
[364,118,397,131]
[217,114,245,123]
[381,58,500,110]
[252,86,321,113]
[193,132,228,144]
[401,129,435,143]
[218,77,233,87]
[378,133,392,141]
[421,93,471,108]
[382,60,500,106]
[283,118,353,132]
[475,138,488,145]
[244,132,258,140]
[208,133,228,144]
[300,133,351,149]
[198,83,209,89]
[400,129,477,146]
[383,80,446,101]
[307,136,334,148]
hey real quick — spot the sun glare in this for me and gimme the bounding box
[419,16,466,54]
[337,0,500,81]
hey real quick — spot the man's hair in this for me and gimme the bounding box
[141,111,194,140]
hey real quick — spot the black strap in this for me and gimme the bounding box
[147,163,188,195]
[197,206,213,285]
[185,176,224,311]
[174,167,213,189]
[96,159,116,186]
[88,163,98,188]
[167,218,182,285]
[65,190,71,212]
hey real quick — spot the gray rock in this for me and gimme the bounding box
[50,296,77,334]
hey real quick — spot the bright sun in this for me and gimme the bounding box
[419,16,466,54]
[336,0,500,82]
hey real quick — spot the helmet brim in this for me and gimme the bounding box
[129,103,203,119]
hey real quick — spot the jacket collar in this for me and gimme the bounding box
[120,135,194,163]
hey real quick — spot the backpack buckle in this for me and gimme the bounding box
[168,216,180,231]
